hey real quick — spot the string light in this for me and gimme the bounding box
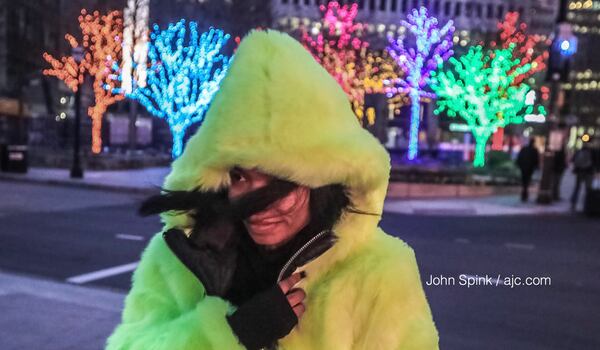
[490,12,549,86]
[129,20,231,158]
[489,11,550,149]
[387,7,454,160]
[301,1,369,120]
[430,45,545,168]
[122,0,150,93]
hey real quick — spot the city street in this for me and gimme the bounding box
[0,181,598,349]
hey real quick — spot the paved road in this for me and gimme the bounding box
[0,181,598,349]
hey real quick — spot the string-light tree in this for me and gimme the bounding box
[301,1,369,118]
[44,10,125,154]
[359,49,402,123]
[430,45,545,168]
[42,38,86,92]
[122,0,150,93]
[129,20,231,158]
[361,49,399,95]
[489,11,550,149]
[491,11,549,86]
[121,0,150,150]
[387,7,454,160]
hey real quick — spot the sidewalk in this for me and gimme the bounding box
[0,270,124,350]
[385,171,578,216]
[0,167,170,194]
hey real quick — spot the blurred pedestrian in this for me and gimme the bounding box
[570,143,594,210]
[552,146,567,200]
[516,139,540,202]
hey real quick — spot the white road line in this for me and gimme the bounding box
[66,262,139,284]
[116,234,145,241]
[504,242,535,250]
[454,238,471,244]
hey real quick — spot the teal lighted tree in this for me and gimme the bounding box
[129,20,231,158]
[430,45,544,167]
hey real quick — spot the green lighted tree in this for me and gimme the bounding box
[430,45,542,167]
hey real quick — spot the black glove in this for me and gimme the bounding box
[227,284,298,350]
[163,228,238,296]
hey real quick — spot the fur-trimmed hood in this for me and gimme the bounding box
[161,30,391,271]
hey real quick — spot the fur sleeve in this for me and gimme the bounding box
[354,237,440,350]
[105,233,245,350]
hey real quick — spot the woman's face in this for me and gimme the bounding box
[228,167,311,247]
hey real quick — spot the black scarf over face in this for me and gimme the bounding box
[139,178,352,300]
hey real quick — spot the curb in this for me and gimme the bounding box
[1,172,533,201]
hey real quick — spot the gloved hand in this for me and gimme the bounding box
[163,228,238,296]
[227,272,306,350]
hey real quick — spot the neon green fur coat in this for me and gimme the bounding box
[106,30,439,350]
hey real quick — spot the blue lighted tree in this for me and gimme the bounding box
[387,7,454,161]
[130,20,231,157]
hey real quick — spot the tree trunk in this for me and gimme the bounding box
[89,105,107,154]
[128,99,138,152]
[170,128,186,158]
[473,136,490,168]
[408,89,421,160]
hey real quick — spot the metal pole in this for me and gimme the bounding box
[70,84,83,178]
[536,78,559,204]
[536,0,570,204]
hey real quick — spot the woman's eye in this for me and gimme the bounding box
[229,170,246,183]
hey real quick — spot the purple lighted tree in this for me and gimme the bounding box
[387,7,454,160]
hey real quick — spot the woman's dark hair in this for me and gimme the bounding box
[139,174,378,234]
[308,184,378,230]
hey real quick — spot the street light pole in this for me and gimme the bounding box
[537,0,575,204]
[70,47,84,179]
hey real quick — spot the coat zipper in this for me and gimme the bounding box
[276,229,330,283]
[264,229,331,350]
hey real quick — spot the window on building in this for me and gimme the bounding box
[423,0,429,10]
[508,5,514,13]
[380,0,387,11]
[303,0,310,5]
[444,1,452,16]
[391,0,398,11]
[476,3,482,17]
[369,0,376,11]
[358,0,365,9]
[497,4,504,19]
[402,0,408,12]
[487,3,493,18]
[18,7,26,35]
[466,2,473,17]
[282,0,288,4]
[518,6,524,16]
[292,0,299,5]
[456,2,463,17]
[412,0,419,10]
[433,0,440,14]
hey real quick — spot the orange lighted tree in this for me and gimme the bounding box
[43,9,124,154]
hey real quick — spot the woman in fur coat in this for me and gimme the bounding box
[106,30,439,350]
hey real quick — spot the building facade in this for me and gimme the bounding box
[272,0,558,49]
[564,0,600,149]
